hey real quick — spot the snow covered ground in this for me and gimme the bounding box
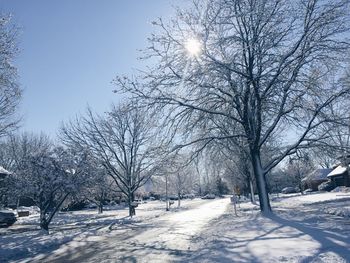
[188,192,350,263]
[1,192,350,262]
[0,198,228,262]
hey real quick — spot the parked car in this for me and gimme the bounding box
[182,194,195,199]
[201,194,215,199]
[281,187,298,194]
[0,210,16,227]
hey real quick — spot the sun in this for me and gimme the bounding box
[185,38,202,57]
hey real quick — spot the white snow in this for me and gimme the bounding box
[187,192,350,262]
[0,166,10,175]
[275,191,350,205]
[1,193,350,262]
[327,165,347,177]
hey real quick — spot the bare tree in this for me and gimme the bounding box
[0,133,51,209]
[4,132,51,174]
[286,152,314,194]
[116,0,350,213]
[194,151,227,196]
[61,103,164,217]
[219,144,256,202]
[55,146,105,213]
[166,153,194,207]
[23,152,70,232]
[310,86,350,166]
[0,14,22,137]
[80,164,115,214]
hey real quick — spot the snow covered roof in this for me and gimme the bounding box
[327,166,348,177]
[0,166,10,175]
[304,168,332,181]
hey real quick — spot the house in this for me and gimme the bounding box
[327,165,350,187]
[301,168,333,191]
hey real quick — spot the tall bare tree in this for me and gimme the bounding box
[116,0,350,213]
[0,14,22,137]
[61,103,163,217]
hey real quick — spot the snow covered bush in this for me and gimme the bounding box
[2,133,86,232]
[318,181,336,192]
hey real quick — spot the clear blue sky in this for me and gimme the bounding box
[0,0,183,138]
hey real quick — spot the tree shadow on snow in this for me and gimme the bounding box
[266,213,350,262]
[34,220,184,262]
[176,213,268,263]
[177,209,350,263]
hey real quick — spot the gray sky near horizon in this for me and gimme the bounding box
[0,0,184,138]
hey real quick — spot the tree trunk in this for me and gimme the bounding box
[249,178,256,204]
[196,166,202,196]
[40,211,49,233]
[297,170,304,195]
[39,193,69,233]
[177,191,181,207]
[128,191,135,217]
[98,192,104,213]
[250,151,272,214]
[165,175,169,211]
[128,205,135,217]
[98,202,103,214]
[298,178,304,195]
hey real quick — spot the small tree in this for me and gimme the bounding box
[167,154,195,207]
[215,176,229,196]
[287,152,314,194]
[4,132,52,208]
[21,153,71,232]
[81,165,115,214]
[3,133,84,232]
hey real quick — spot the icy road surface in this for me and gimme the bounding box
[29,198,230,262]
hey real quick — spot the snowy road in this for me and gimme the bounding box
[28,197,230,262]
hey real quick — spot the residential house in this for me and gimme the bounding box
[327,165,350,187]
[301,168,333,191]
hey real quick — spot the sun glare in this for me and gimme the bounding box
[185,38,201,57]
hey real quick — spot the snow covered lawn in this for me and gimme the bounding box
[188,192,350,263]
[1,193,350,262]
